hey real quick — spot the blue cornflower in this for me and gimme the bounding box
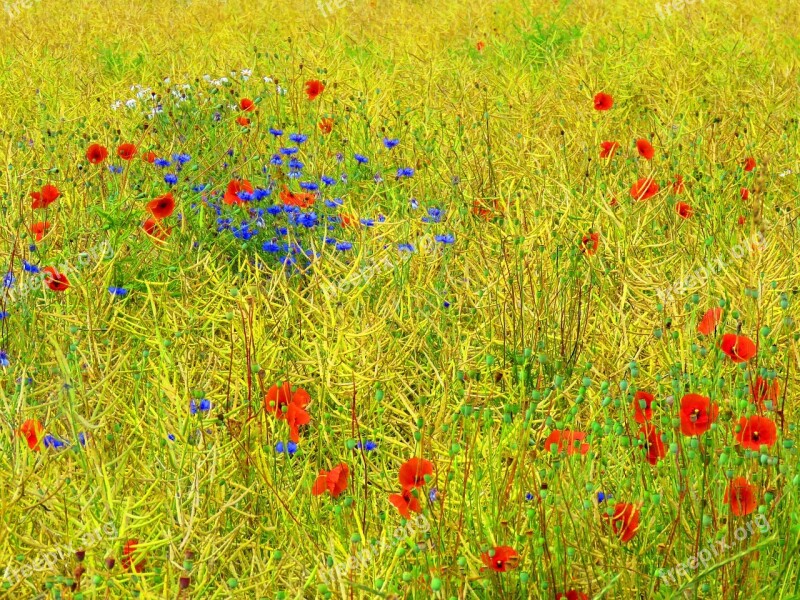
[324,198,343,208]
[525,492,534,501]
[270,154,283,166]
[154,158,171,168]
[335,241,353,251]
[266,205,283,216]
[280,147,299,156]
[597,491,606,503]
[269,128,283,137]
[78,432,87,446]
[336,152,344,163]
[3,272,14,288]
[409,197,419,210]
[226,148,234,156]
[237,191,255,202]
[164,173,178,185]
[435,234,455,244]
[340,173,348,184]
[359,218,375,227]
[354,153,369,164]
[108,165,124,174]
[289,133,308,144]
[43,435,67,450]
[254,188,271,201]
[288,158,304,170]
[231,223,259,240]
[167,433,176,441]
[276,441,298,455]
[356,440,378,451]
[0,311,8,319]
[299,181,318,192]
[263,241,281,253]
[29,244,36,252]
[429,488,438,502]
[275,227,289,237]
[398,243,415,252]
[199,399,212,411]
[190,400,198,415]
[192,184,207,192]
[0,350,9,368]
[23,260,41,273]
[288,171,301,179]
[213,111,222,121]
[217,217,233,231]
[443,301,451,308]
[422,207,443,223]
[383,137,399,149]
[324,237,337,245]
[108,286,128,297]
[296,212,318,228]
[173,153,191,164]
[373,173,384,183]
[396,167,414,178]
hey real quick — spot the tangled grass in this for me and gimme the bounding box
[1,0,799,598]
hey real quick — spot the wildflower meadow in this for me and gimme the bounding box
[1,0,799,598]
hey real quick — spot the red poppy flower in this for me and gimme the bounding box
[239,97,255,112]
[312,463,349,498]
[557,591,589,600]
[31,221,51,241]
[142,217,171,242]
[750,376,779,409]
[544,430,589,455]
[738,215,746,226]
[476,40,486,51]
[305,79,325,101]
[744,157,756,172]
[143,151,157,164]
[636,138,655,160]
[599,141,619,158]
[122,539,145,572]
[280,185,315,208]
[609,196,619,208]
[725,477,757,516]
[264,382,311,416]
[147,192,175,219]
[286,401,311,443]
[735,415,777,451]
[388,488,422,518]
[480,546,519,572]
[398,457,434,490]
[19,419,44,451]
[581,232,599,255]
[236,115,251,127]
[604,502,640,542]
[224,179,254,205]
[117,143,137,161]
[319,117,333,134]
[43,266,69,292]
[630,177,659,201]
[697,308,722,336]
[471,199,501,220]
[31,184,61,209]
[679,393,719,436]
[676,202,693,219]
[593,92,613,111]
[740,188,750,201]
[720,333,757,363]
[339,214,358,228]
[641,425,666,465]
[86,143,108,164]
[632,390,654,423]
[672,174,685,194]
